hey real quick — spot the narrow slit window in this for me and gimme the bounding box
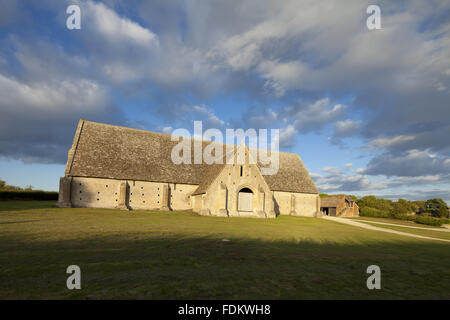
[240,166,243,177]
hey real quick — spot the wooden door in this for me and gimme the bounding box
[238,191,253,212]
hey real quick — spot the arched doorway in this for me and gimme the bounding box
[238,187,254,212]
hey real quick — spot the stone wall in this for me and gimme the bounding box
[199,163,275,218]
[58,174,320,218]
[336,200,347,217]
[341,203,359,217]
[69,176,197,211]
[167,183,198,211]
[273,191,319,217]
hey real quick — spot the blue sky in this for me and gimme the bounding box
[0,0,449,203]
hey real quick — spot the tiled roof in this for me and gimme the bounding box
[66,120,319,194]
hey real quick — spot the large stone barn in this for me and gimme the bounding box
[57,120,320,218]
[320,195,359,217]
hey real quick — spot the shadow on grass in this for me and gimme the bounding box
[0,233,448,300]
[0,220,42,224]
[0,201,56,212]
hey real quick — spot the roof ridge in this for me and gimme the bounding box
[83,119,299,156]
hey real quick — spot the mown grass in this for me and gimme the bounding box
[0,200,56,211]
[0,201,449,299]
[350,216,444,229]
[361,222,450,241]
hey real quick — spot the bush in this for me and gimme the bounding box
[0,190,58,201]
[359,207,392,218]
[437,206,449,218]
[360,207,448,226]
[414,216,443,226]
[393,214,415,222]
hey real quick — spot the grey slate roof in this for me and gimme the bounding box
[261,151,318,194]
[65,120,318,194]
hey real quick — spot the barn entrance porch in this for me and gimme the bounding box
[321,207,336,216]
[238,187,254,212]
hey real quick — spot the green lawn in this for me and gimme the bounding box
[350,216,444,229]
[0,201,449,299]
[361,222,450,241]
[0,200,56,211]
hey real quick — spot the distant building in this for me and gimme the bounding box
[57,120,321,218]
[320,195,359,217]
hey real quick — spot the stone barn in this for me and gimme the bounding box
[320,195,359,217]
[57,120,320,218]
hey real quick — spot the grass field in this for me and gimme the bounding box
[0,201,449,299]
[360,222,450,241]
[350,216,445,229]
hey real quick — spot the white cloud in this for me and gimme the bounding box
[279,125,297,148]
[314,171,385,192]
[246,108,278,128]
[86,1,159,48]
[369,135,416,149]
[191,105,225,127]
[334,119,361,137]
[0,73,107,112]
[258,60,308,96]
[158,104,226,130]
[292,98,347,133]
[365,149,450,177]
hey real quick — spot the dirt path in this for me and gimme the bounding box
[322,216,450,243]
[354,220,450,232]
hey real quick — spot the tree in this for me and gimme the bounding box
[392,199,409,215]
[425,198,447,209]
[0,179,5,189]
[357,195,393,213]
[438,206,449,218]
[425,198,448,218]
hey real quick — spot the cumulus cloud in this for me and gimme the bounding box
[244,107,279,129]
[364,149,450,177]
[156,104,226,131]
[0,74,107,113]
[86,1,159,47]
[241,97,348,149]
[0,71,120,163]
[290,98,347,133]
[369,135,416,149]
[328,119,362,146]
[279,125,297,148]
[313,167,385,193]
[313,160,450,203]
[258,60,308,96]
[334,120,362,137]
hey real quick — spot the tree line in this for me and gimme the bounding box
[0,178,58,201]
[320,193,449,226]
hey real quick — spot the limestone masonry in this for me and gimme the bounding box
[57,119,322,218]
